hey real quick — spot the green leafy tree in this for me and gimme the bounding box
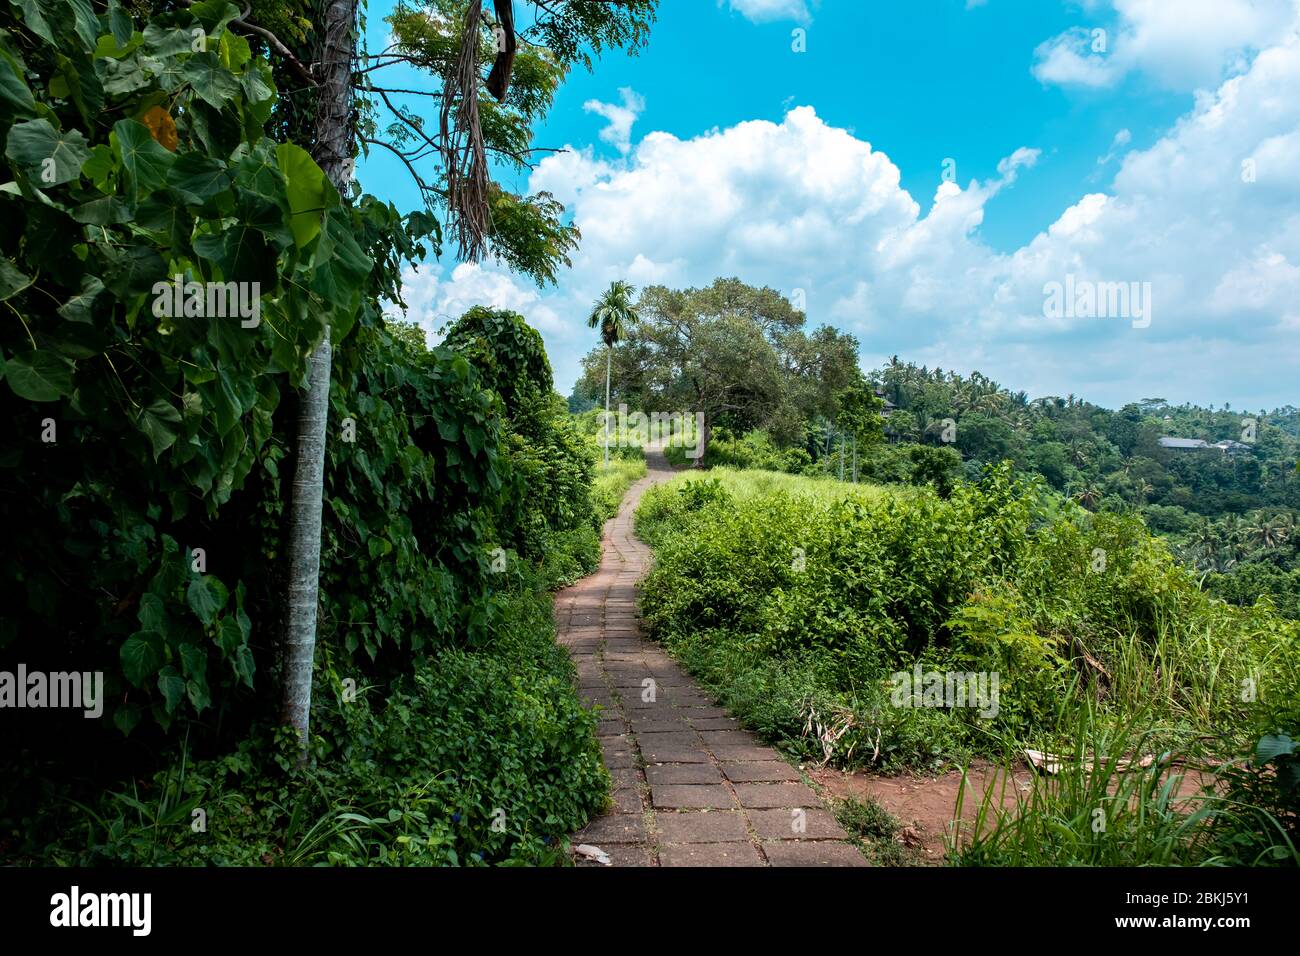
[582,279,793,465]
[836,374,884,482]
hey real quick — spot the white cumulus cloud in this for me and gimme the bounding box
[722,0,813,26]
[1033,0,1297,91]
[582,87,646,155]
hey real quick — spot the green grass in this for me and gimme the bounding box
[832,794,918,866]
[591,456,648,521]
[655,465,894,506]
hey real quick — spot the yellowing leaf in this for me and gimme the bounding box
[140,105,178,152]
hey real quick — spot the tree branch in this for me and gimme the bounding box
[361,136,439,206]
[179,0,317,87]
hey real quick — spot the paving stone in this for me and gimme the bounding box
[688,716,742,731]
[620,697,664,711]
[653,673,698,687]
[673,706,732,719]
[573,814,647,844]
[659,842,764,867]
[722,761,802,783]
[651,784,736,809]
[609,788,643,814]
[700,730,761,748]
[747,808,849,840]
[640,744,710,764]
[712,744,783,762]
[608,767,641,788]
[600,750,638,770]
[645,763,724,786]
[626,716,691,733]
[733,781,820,808]
[655,811,749,844]
[661,692,715,705]
[634,731,701,748]
[761,841,868,867]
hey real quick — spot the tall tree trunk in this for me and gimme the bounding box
[603,344,611,468]
[695,414,710,468]
[282,0,358,751]
[852,433,857,483]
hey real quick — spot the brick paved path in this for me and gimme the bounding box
[556,448,866,867]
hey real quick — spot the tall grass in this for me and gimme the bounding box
[950,705,1299,866]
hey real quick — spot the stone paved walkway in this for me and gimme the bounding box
[556,448,867,867]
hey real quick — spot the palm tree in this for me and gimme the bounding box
[1073,485,1103,510]
[1249,513,1288,550]
[587,280,639,466]
[1188,519,1221,571]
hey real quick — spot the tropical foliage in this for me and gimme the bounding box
[0,0,651,867]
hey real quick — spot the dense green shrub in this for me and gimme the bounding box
[441,307,617,588]
[7,580,607,866]
[636,465,1298,771]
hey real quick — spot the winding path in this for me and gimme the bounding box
[556,448,867,867]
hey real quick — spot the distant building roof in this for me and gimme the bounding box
[1158,437,1209,449]
[1213,439,1251,451]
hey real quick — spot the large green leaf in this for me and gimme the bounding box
[193,221,275,286]
[275,143,333,249]
[62,0,99,49]
[310,211,372,341]
[57,275,104,323]
[137,193,192,248]
[183,53,240,109]
[120,630,165,685]
[157,665,185,712]
[107,0,134,46]
[178,642,207,678]
[72,195,133,225]
[51,50,103,124]
[101,51,161,95]
[186,574,229,626]
[8,1,96,54]
[142,22,198,57]
[138,398,183,458]
[0,47,36,118]
[1257,734,1296,763]
[5,350,73,401]
[112,118,175,200]
[5,118,90,185]
[101,242,166,298]
[0,258,31,299]
[190,0,241,34]
[167,151,231,204]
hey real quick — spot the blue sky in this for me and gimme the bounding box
[360,0,1300,410]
